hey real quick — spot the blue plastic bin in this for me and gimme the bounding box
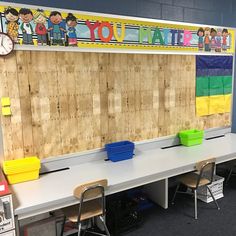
[105,141,135,162]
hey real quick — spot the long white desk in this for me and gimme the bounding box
[11,133,236,220]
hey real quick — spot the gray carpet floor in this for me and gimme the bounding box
[124,169,236,236]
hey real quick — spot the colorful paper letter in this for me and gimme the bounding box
[98,22,113,43]
[152,28,164,45]
[139,27,152,44]
[113,23,126,43]
[183,30,192,46]
[86,20,100,41]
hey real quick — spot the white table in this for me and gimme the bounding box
[11,133,236,220]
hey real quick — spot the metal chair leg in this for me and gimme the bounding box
[194,189,198,220]
[225,168,233,185]
[60,216,66,236]
[77,222,82,236]
[92,216,95,228]
[207,186,220,210]
[171,183,180,204]
[99,216,110,236]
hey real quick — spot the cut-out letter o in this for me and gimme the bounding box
[98,22,113,43]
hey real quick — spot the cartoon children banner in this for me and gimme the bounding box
[0,3,235,54]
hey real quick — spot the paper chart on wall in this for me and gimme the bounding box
[196,56,233,116]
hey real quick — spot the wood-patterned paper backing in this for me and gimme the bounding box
[0,52,230,160]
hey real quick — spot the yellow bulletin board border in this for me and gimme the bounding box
[0,1,235,54]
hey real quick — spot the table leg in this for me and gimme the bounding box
[15,216,20,236]
[143,178,168,209]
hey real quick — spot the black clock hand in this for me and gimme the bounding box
[0,36,3,46]
[2,45,7,52]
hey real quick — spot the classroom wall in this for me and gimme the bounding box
[2,0,236,27]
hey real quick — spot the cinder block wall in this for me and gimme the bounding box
[3,0,235,26]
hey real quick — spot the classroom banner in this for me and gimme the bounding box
[0,3,235,53]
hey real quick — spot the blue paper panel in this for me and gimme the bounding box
[196,69,232,77]
[196,56,233,70]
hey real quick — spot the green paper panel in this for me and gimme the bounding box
[196,76,209,97]
[223,76,232,94]
[209,76,224,96]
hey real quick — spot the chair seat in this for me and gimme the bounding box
[178,172,210,189]
[62,199,103,222]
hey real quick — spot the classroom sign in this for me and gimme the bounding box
[0,4,235,54]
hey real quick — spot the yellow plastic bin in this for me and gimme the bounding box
[3,156,41,184]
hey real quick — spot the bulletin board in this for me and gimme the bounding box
[0,2,233,160]
[0,51,231,160]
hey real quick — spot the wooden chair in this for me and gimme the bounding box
[171,158,220,219]
[60,179,110,236]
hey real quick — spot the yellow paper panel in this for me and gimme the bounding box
[224,94,232,113]
[1,97,11,107]
[196,97,209,116]
[2,107,11,116]
[209,95,225,115]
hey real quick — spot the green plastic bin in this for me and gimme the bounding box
[179,129,204,146]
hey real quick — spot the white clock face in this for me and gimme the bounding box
[0,33,14,56]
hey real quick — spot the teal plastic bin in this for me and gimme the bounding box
[179,129,204,146]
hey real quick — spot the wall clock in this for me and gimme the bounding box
[0,32,14,56]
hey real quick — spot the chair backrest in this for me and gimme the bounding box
[73,179,108,222]
[195,158,216,188]
[73,179,108,200]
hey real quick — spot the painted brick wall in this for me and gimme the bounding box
[1,0,235,26]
